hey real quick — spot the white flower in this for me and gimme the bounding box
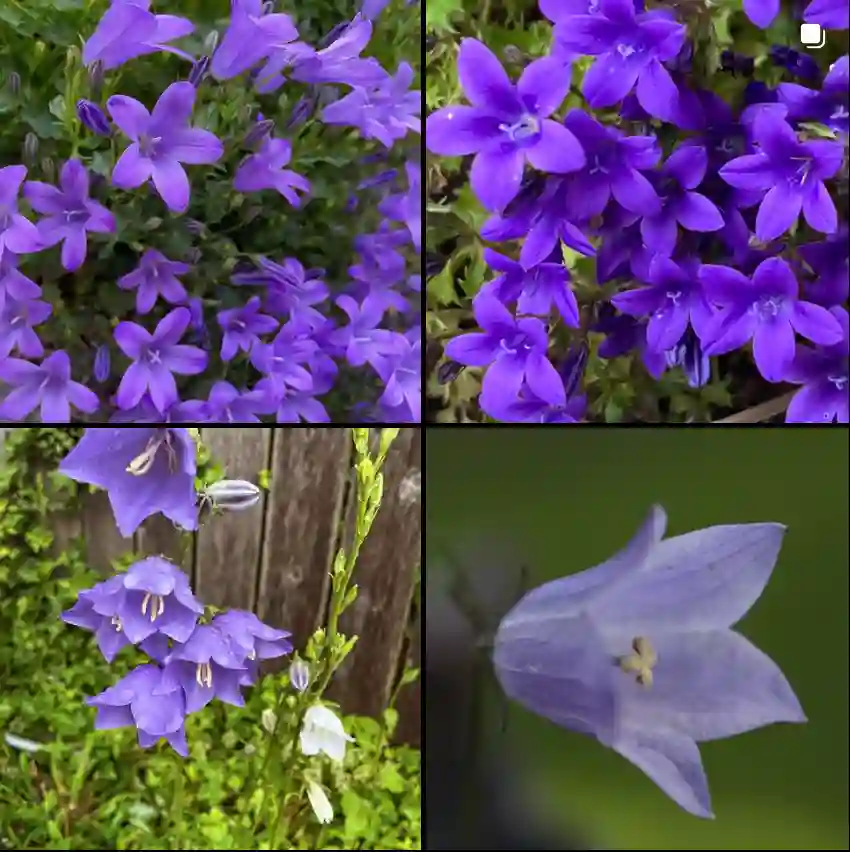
[306,780,334,824]
[299,704,354,762]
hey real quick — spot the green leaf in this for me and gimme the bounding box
[426,0,464,33]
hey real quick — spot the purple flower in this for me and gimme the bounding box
[185,380,264,423]
[233,137,311,206]
[328,294,403,370]
[612,255,715,352]
[555,0,686,122]
[114,307,208,413]
[426,39,585,211]
[231,255,329,317]
[803,0,849,29]
[485,381,586,423]
[160,625,249,713]
[86,664,188,756]
[784,306,848,423]
[562,109,661,218]
[94,344,111,382]
[0,165,42,257]
[210,0,298,81]
[212,609,293,662]
[719,111,843,241]
[111,556,204,645]
[640,146,724,256]
[76,99,112,136]
[249,327,316,391]
[0,251,41,314]
[24,160,116,271]
[699,257,844,382]
[59,428,198,536]
[62,576,134,662]
[107,82,224,214]
[216,295,278,361]
[0,295,52,359]
[82,0,195,71]
[479,248,580,326]
[0,351,99,421]
[377,161,421,251]
[321,62,420,148]
[666,327,710,388]
[493,505,805,818]
[778,55,849,137]
[373,337,421,423]
[118,248,191,314]
[742,0,780,28]
[247,377,330,423]
[444,293,562,411]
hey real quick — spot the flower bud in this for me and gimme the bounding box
[6,72,20,96]
[77,99,111,136]
[204,30,219,54]
[23,132,39,166]
[201,479,262,511]
[188,55,211,87]
[40,157,55,182]
[261,708,277,733]
[306,780,333,824]
[88,60,104,97]
[289,659,310,693]
[285,95,315,130]
[243,118,275,148]
[93,345,110,382]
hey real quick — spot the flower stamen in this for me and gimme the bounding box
[617,635,657,688]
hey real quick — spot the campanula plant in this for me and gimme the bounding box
[425,0,848,423]
[54,425,414,846]
[0,0,421,422]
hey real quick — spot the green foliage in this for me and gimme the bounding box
[0,428,420,850]
[0,0,420,419]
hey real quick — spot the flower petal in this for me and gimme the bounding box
[150,81,196,132]
[470,148,525,212]
[167,128,224,165]
[527,120,586,173]
[425,106,501,156]
[457,38,521,117]
[755,183,802,241]
[151,159,190,213]
[112,144,152,189]
[582,51,642,108]
[635,59,678,123]
[106,95,151,140]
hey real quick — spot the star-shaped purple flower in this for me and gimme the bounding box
[445,292,562,411]
[321,61,421,148]
[216,295,278,361]
[114,307,208,413]
[426,39,585,211]
[86,664,189,756]
[803,0,849,29]
[247,376,330,423]
[212,609,292,686]
[328,294,404,370]
[493,505,805,818]
[118,249,191,314]
[699,257,844,382]
[798,227,849,307]
[0,251,41,314]
[24,159,115,272]
[719,111,843,241]
[0,295,52,359]
[612,255,715,352]
[59,428,199,536]
[479,248,580,326]
[784,306,848,423]
[555,0,686,123]
[231,255,330,317]
[107,82,224,213]
[0,350,99,422]
[82,0,195,71]
[640,145,724,256]
[233,137,310,206]
[373,336,421,423]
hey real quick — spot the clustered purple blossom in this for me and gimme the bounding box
[0,0,421,423]
[427,0,849,423]
[58,427,293,755]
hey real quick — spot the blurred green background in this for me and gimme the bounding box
[426,428,849,851]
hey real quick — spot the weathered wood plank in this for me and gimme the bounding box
[394,604,421,746]
[134,514,192,570]
[328,429,421,717]
[195,428,272,611]
[255,428,351,648]
[82,489,133,574]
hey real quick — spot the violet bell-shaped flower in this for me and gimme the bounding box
[58,427,199,537]
[0,165,42,257]
[492,505,806,818]
[233,137,311,206]
[426,39,585,211]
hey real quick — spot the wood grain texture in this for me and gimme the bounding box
[195,427,272,610]
[255,428,351,646]
[394,604,421,747]
[83,489,133,574]
[328,428,421,717]
[133,514,192,569]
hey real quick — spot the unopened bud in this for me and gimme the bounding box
[40,157,55,182]
[93,345,110,382]
[77,99,111,136]
[88,60,104,97]
[204,30,220,54]
[261,708,277,733]
[188,55,210,87]
[289,659,310,693]
[244,118,275,148]
[201,479,262,511]
[23,132,39,165]
[6,72,20,96]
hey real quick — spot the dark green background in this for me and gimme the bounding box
[426,428,849,851]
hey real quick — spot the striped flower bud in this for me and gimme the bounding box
[201,479,262,512]
[77,99,111,136]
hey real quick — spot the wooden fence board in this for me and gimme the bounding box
[82,489,132,573]
[194,427,272,611]
[134,514,191,568]
[255,428,351,647]
[395,605,421,747]
[328,429,422,717]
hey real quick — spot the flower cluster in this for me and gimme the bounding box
[0,0,421,422]
[426,0,848,423]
